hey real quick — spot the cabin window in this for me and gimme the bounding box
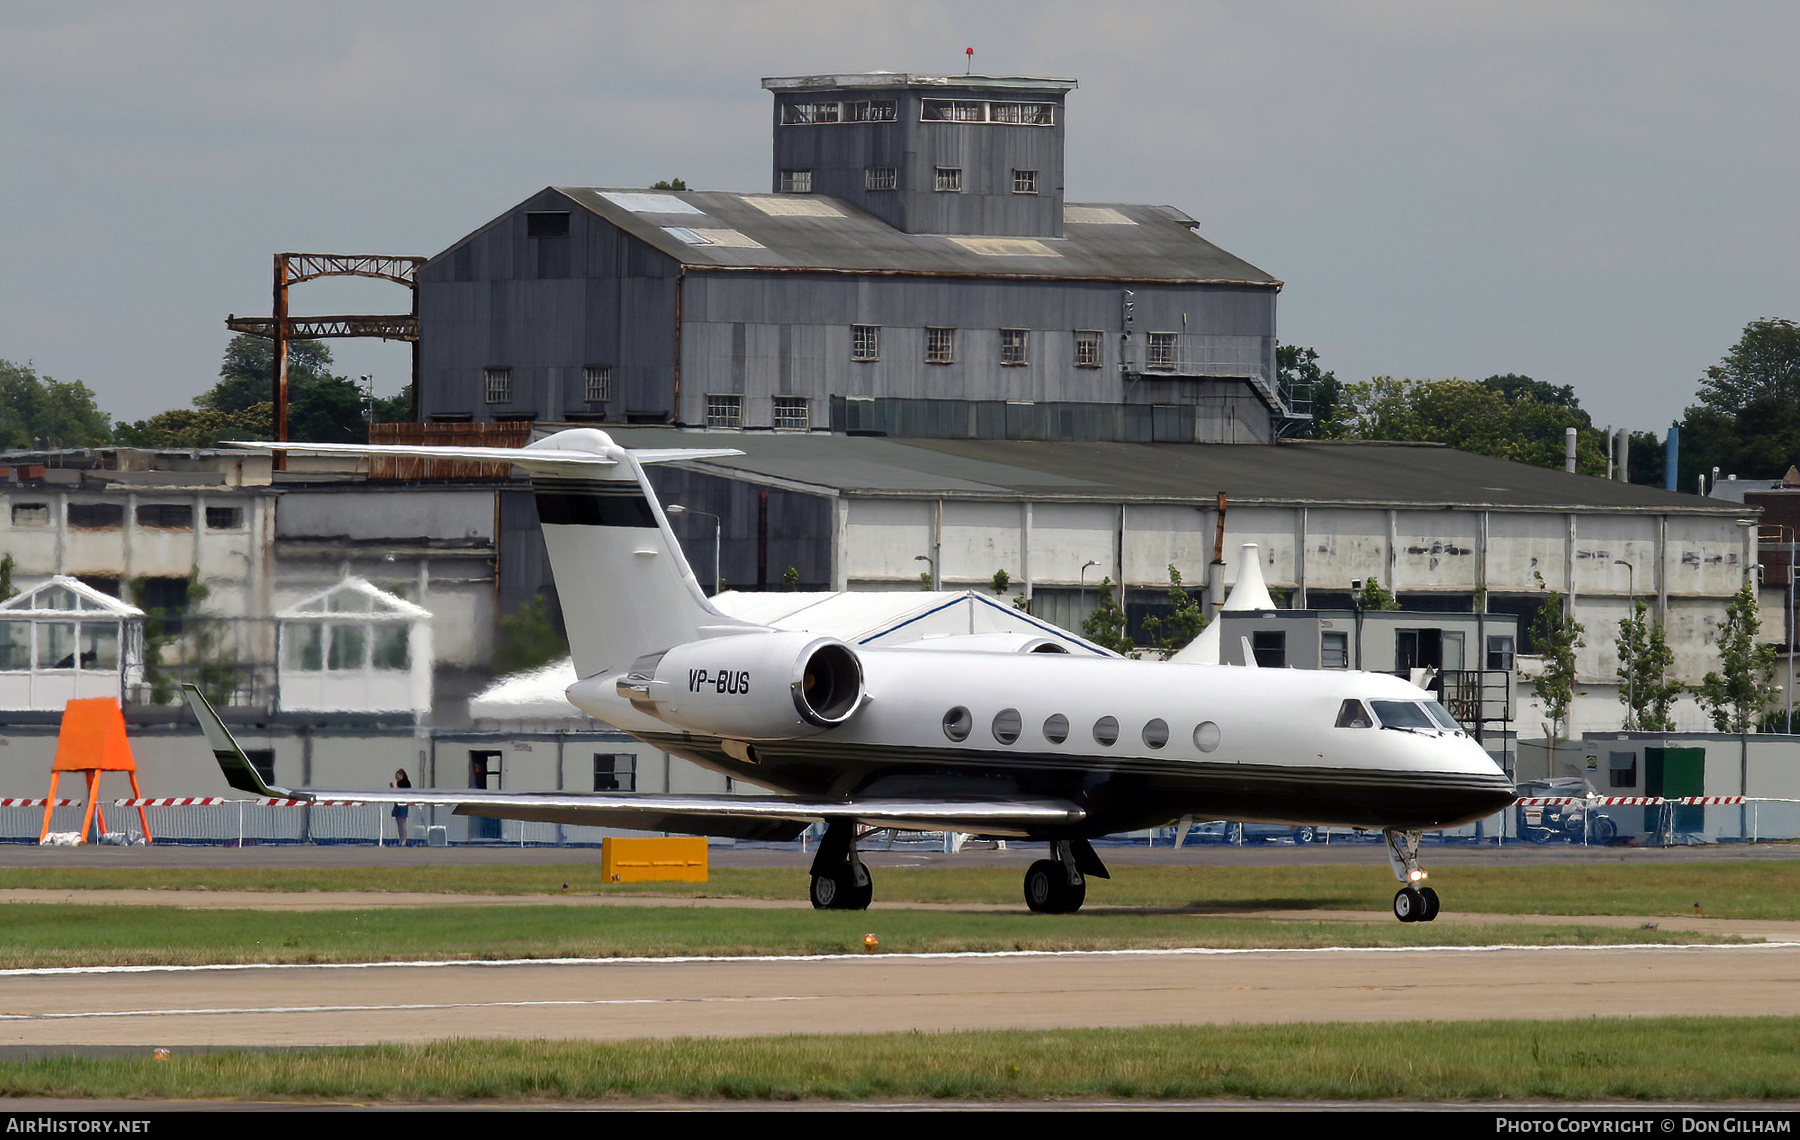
[1193,721,1221,752]
[992,708,1022,745]
[1370,699,1435,729]
[1335,700,1374,729]
[1142,719,1169,749]
[942,706,972,742]
[1092,716,1119,746]
[1042,713,1069,744]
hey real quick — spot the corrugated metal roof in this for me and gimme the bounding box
[551,187,1280,285]
[592,427,1745,514]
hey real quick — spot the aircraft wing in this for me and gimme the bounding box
[221,439,745,472]
[184,686,1083,841]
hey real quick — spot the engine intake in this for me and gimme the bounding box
[619,631,865,740]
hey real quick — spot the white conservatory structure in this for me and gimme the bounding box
[0,576,144,710]
[276,577,433,716]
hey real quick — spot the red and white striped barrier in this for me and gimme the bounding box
[1515,795,1748,806]
[112,797,368,807]
[0,799,75,808]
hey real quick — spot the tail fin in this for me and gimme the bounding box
[227,429,762,678]
[182,684,310,800]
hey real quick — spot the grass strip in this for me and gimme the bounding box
[0,901,1742,968]
[5,1019,1800,1103]
[6,861,1800,919]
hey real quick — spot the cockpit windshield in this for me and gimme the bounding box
[1369,698,1463,734]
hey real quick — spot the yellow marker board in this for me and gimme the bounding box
[601,836,709,882]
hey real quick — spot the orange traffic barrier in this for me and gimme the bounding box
[601,836,707,882]
[40,698,153,845]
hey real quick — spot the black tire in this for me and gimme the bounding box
[1527,827,1553,844]
[1418,886,1441,922]
[1225,822,1244,846]
[1024,860,1060,913]
[1393,887,1423,922]
[1593,816,1618,845]
[810,867,872,910]
[1293,826,1317,845]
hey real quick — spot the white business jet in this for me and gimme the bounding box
[185,428,1515,922]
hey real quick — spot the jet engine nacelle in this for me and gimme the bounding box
[618,631,864,740]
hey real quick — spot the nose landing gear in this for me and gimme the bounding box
[1383,829,1441,923]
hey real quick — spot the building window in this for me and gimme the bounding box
[780,170,813,193]
[934,167,963,193]
[781,101,840,125]
[1608,751,1637,790]
[205,505,244,530]
[1487,635,1515,671]
[484,367,511,404]
[1251,630,1287,668]
[1000,329,1029,366]
[469,750,501,790]
[594,753,637,792]
[846,100,896,122]
[584,365,612,403]
[526,211,570,237]
[864,166,896,191]
[1322,631,1350,669]
[1073,330,1102,368]
[772,397,810,432]
[67,503,123,529]
[922,100,985,122]
[926,327,955,365]
[1012,169,1038,194]
[990,102,1055,125]
[135,504,193,529]
[852,325,880,362]
[10,503,48,526]
[706,395,742,429]
[1147,332,1178,371]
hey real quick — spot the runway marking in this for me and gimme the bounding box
[0,996,817,1023]
[1,941,1793,978]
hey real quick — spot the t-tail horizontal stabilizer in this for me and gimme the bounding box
[182,684,313,801]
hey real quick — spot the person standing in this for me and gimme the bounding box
[389,769,412,847]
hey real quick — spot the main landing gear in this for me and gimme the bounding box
[1383,829,1441,923]
[809,817,873,910]
[1024,839,1110,914]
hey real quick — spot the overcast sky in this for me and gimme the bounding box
[3,1,1794,432]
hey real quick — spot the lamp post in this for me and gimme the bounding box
[665,505,721,596]
[1613,559,1635,729]
[1079,559,1099,620]
[914,553,938,591]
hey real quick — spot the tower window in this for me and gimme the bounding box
[846,100,896,122]
[1074,330,1102,368]
[922,100,985,122]
[926,327,955,365]
[852,325,880,362]
[484,367,512,403]
[772,397,810,432]
[706,395,742,429]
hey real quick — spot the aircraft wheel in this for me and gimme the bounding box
[1024,860,1060,913]
[1418,886,1441,922]
[811,868,871,910]
[1393,887,1424,923]
[1060,875,1087,913]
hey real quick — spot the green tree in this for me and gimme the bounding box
[1080,578,1135,656]
[199,334,367,443]
[1616,600,1681,731]
[1359,576,1401,611]
[115,404,272,450]
[493,595,568,676]
[1678,318,1800,491]
[1278,345,1342,438]
[1334,375,1604,474]
[1531,591,1585,740]
[0,359,113,450]
[651,179,690,191]
[1139,565,1208,655]
[1694,582,1780,733]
